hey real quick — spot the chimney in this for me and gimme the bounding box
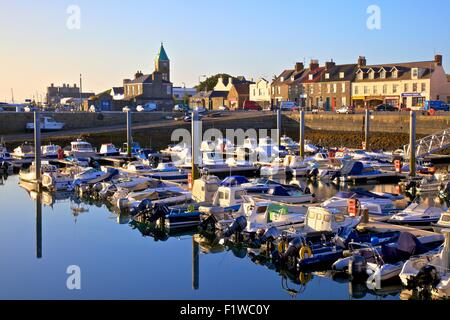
[358,56,367,67]
[295,62,304,72]
[51,83,54,87]
[135,70,143,79]
[435,54,443,66]
[228,76,233,86]
[74,84,77,88]
[309,59,319,71]
[325,60,336,70]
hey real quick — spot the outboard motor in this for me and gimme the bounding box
[137,199,153,213]
[259,227,281,243]
[348,254,367,280]
[308,168,319,180]
[281,237,303,260]
[223,216,247,238]
[414,265,440,289]
[148,155,160,169]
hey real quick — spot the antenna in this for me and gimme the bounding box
[11,88,14,104]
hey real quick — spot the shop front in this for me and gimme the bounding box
[384,96,400,108]
[401,93,425,109]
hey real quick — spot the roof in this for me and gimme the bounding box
[112,87,124,95]
[221,76,253,87]
[126,73,171,84]
[209,91,229,98]
[355,60,436,82]
[232,83,250,95]
[89,89,112,100]
[156,43,169,61]
[320,64,358,82]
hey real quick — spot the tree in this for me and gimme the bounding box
[196,73,233,92]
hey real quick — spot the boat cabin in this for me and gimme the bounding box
[304,207,360,233]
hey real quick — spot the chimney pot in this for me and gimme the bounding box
[358,56,367,67]
[295,62,304,72]
[435,54,443,66]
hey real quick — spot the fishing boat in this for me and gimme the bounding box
[19,161,58,182]
[65,139,96,157]
[41,144,60,159]
[388,203,446,226]
[12,142,35,159]
[98,143,120,156]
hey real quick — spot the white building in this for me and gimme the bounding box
[249,78,271,106]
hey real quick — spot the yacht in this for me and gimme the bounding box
[65,139,96,157]
[26,116,64,132]
[388,202,445,226]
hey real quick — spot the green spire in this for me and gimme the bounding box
[156,42,169,61]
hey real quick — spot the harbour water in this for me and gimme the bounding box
[0,174,445,300]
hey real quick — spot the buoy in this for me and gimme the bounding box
[299,245,313,261]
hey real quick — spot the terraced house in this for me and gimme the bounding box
[351,55,450,109]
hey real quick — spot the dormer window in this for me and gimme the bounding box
[357,71,364,80]
[325,73,330,79]
[380,70,386,79]
[392,69,398,78]
[369,70,375,79]
[412,68,419,79]
[280,77,284,82]
[339,72,345,79]
[308,74,313,80]
[291,76,295,81]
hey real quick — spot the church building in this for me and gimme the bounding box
[123,43,173,110]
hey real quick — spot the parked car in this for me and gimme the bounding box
[336,106,354,114]
[174,104,190,112]
[424,100,450,112]
[375,104,398,112]
[243,101,262,111]
[137,103,158,112]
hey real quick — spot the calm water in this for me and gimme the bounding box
[0,174,444,300]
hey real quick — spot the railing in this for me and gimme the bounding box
[404,128,450,159]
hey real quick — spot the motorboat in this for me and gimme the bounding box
[333,232,444,288]
[42,169,75,191]
[120,142,142,156]
[433,210,450,231]
[399,229,450,299]
[216,196,306,234]
[19,161,58,182]
[72,167,111,184]
[121,162,154,174]
[98,143,120,156]
[388,202,446,226]
[144,162,187,181]
[259,157,288,177]
[97,176,158,199]
[116,187,192,211]
[26,116,64,132]
[65,139,96,157]
[280,136,299,150]
[41,144,60,159]
[252,185,314,204]
[12,142,35,159]
[341,161,403,183]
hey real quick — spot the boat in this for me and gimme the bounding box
[11,142,35,159]
[333,232,444,287]
[26,116,65,132]
[399,229,450,299]
[65,139,96,157]
[41,144,60,159]
[72,167,111,185]
[19,161,58,182]
[120,142,142,156]
[280,136,299,151]
[98,143,120,156]
[259,157,288,177]
[252,185,314,204]
[121,161,154,174]
[0,141,11,161]
[97,176,158,199]
[388,202,445,226]
[116,188,192,211]
[143,162,188,181]
[433,210,450,231]
[341,161,403,183]
[42,169,75,191]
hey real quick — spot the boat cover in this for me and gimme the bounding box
[221,176,249,187]
[381,232,428,263]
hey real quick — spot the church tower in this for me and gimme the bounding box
[155,43,170,82]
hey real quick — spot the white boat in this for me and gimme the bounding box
[252,185,314,204]
[434,210,450,230]
[98,143,120,156]
[12,143,35,159]
[65,139,96,157]
[26,117,64,132]
[122,161,154,174]
[116,187,192,211]
[42,170,74,191]
[41,144,60,159]
[19,161,58,182]
[280,135,299,150]
[259,157,288,177]
[73,167,110,184]
[400,230,450,299]
[389,202,445,226]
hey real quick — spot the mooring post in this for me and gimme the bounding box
[409,111,416,177]
[299,110,305,158]
[191,110,201,180]
[36,191,42,259]
[34,111,41,188]
[364,109,370,151]
[126,110,132,158]
[277,107,282,148]
[192,237,199,290]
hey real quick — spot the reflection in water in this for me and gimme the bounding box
[36,191,42,259]
[192,238,199,290]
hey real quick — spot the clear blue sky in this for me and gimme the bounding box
[1,0,449,101]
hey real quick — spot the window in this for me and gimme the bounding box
[280,77,284,82]
[325,73,330,79]
[373,86,378,94]
[277,87,281,95]
[421,83,426,92]
[341,97,347,106]
[308,74,313,80]
[364,86,368,94]
[342,83,346,93]
[380,70,386,79]
[259,88,262,96]
[412,97,425,107]
[412,68,419,79]
[369,71,375,79]
[354,86,359,95]
[383,84,388,94]
[334,214,345,223]
[413,83,418,92]
[392,70,398,78]
[404,83,409,92]
[272,87,275,95]
[357,72,363,80]
[166,85,172,95]
[333,83,337,93]
[327,84,331,93]
[339,72,345,79]
[393,84,398,93]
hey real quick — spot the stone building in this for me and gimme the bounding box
[123,44,173,110]
[46,83,94,105]
[249,78,271,108]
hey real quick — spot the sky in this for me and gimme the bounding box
[1,0,450,102]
